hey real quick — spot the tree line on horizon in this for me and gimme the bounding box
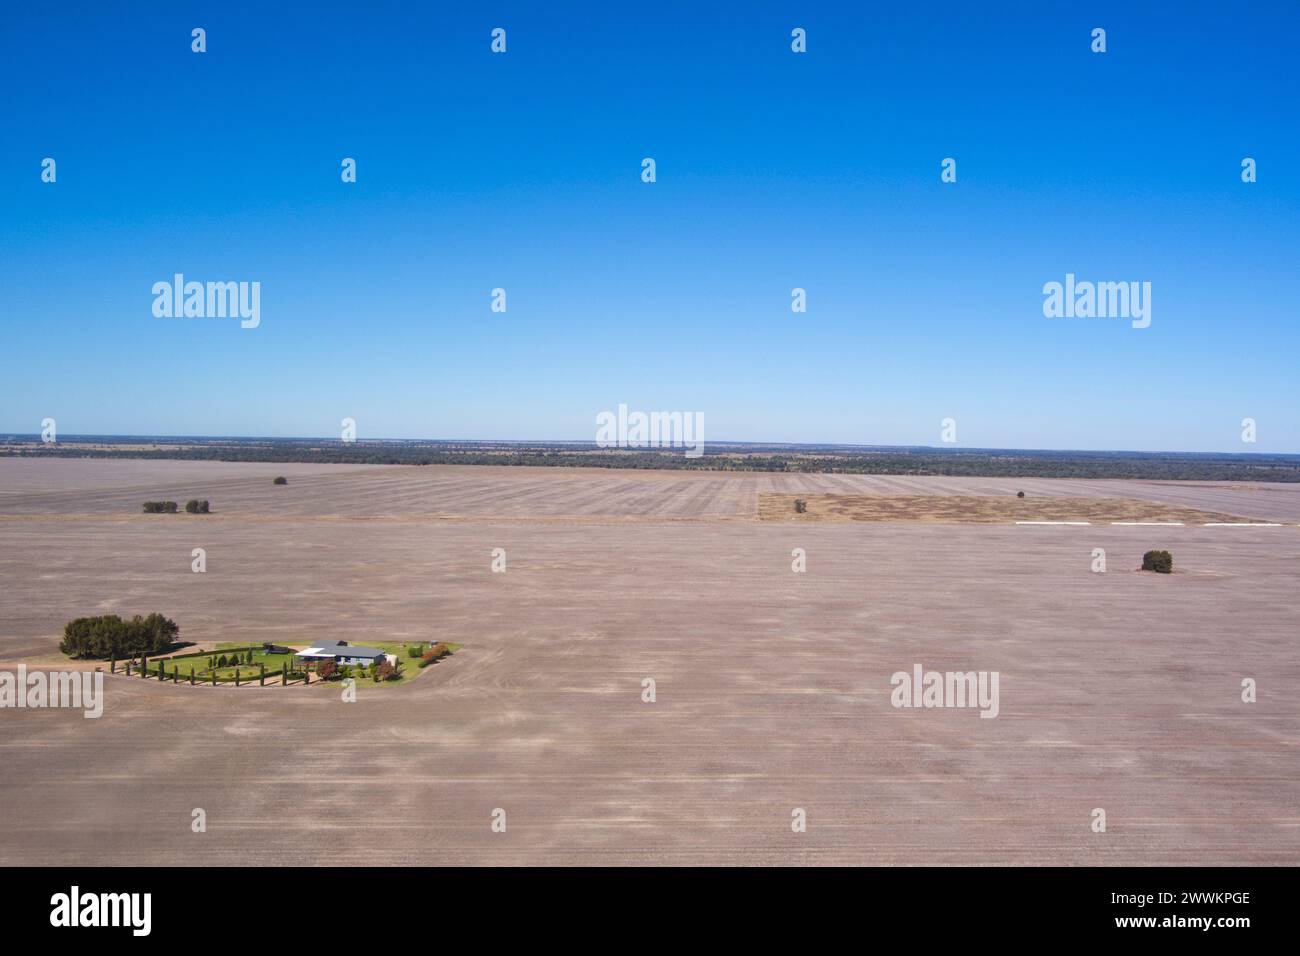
[5,441,1300,482]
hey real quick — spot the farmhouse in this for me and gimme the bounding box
[295,640,386,666]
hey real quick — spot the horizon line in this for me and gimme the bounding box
[2,433,1297,459]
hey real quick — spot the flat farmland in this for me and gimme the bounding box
[1,459,1298,865]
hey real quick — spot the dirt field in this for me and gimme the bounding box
[1,459,1298,865]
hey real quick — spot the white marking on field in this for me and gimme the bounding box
[1202,522,1282,527]
[1111,521,1184,526]
[1015,521,1092,526]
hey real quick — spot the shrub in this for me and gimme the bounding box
[316,660,338,681]
[407,644,423,658]
[273,476,288,485]
[1141,549,1173,574]
[217,654,228,668]
[185,499,211,514]
[376,660,396,682]
[1016,491,1025,498]
[142,501,178,514]
[793,499,807,514]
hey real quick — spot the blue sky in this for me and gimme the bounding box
[1,2,1297,452]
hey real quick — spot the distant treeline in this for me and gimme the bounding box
[4,438,1300,482]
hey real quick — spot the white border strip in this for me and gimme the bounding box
[1015,520,1092,526]
[1111,521,1184,526]
[1202,522,1282,527]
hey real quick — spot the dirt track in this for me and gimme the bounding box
[1,460,1298,865]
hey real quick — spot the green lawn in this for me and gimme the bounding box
[129,640,463,686]
[136,647,294,683]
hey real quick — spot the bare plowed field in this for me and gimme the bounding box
[1,460,1298,865]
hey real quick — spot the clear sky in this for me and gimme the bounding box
[1,2,1296,452]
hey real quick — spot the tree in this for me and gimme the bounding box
[376,660,396,682]
[273,476,288,485]
[407,644,423,658]
[316,659,338,681]
[140,613,179,651]
[1142,549,1173,574]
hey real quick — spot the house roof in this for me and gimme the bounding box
[296,640,385,659]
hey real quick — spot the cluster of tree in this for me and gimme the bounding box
[143,500,211,513]
[60,613,180,659]
[1142,549,1173,574]
[209,648,256,668]
[419,643,451,668]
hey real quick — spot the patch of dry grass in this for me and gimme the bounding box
[758,494,1250,524]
